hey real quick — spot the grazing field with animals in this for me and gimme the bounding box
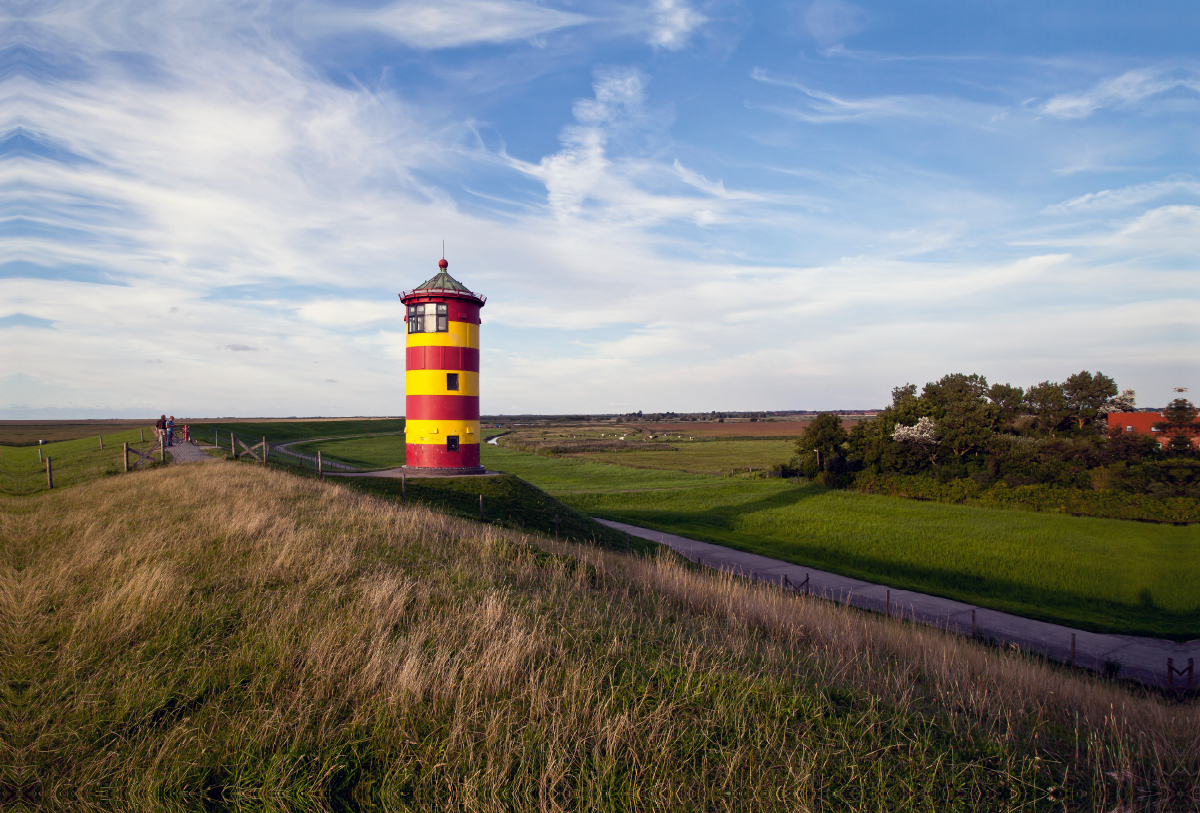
[3,458,1190,810]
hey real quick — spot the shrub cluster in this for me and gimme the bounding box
[776,371,1200,521]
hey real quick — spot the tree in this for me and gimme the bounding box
[921,373,996,460]
[1099,389,1137,415]
[892,416,939,464]
[1153,398,1199,454]
[1061,370,1118,430]
[797,413,848,470]
[987,383,1025,428]
[1024,381,1070,435]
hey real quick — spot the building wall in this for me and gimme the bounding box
[404,295,482,468]
[1106,411,1200,449]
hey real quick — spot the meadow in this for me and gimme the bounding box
[2,460,1189,810]
[0,419,156,445]
[198,418,407,447]
[0,426,161,495]
[292,434,408,469]
[479,445,1200,639]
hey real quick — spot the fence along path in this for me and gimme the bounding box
[597,519,1199,691]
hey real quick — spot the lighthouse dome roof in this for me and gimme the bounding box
[413,269,472,293]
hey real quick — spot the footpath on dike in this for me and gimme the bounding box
[597,519,1198,691]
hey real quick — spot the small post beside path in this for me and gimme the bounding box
[263,437,268,464]
[123,442,129,472]
[317,451,323,478]
[98,436,104,450]
[140,428,145,442]
[1168,658,1195,691]
[46,457,53,489]
[160,436,166,462]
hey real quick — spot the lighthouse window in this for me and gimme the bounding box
[446,373,459,391]
[447,435,459,452]
[408,303,449,333]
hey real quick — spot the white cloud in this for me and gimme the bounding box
[750,68,994,125]
[1043,176,1200,213]
[1041,68,1200,119]
[361,0,592,49]
[647,0,706,50]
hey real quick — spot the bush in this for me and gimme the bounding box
[853,472,1200,523]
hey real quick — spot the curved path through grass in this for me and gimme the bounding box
[480,443,1200,640]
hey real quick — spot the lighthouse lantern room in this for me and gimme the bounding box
[400,258,486,473]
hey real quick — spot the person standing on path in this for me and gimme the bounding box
[155,415,166,445]
[166,416,175,447]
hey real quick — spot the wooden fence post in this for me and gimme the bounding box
[46,457,53,489]
[38,447,42,463]
[123,442,129,472]
[140,428,145,442]
[160,436,165,462]
[262,437,268,464]
[99,436,104,450]
[317,451,322,478]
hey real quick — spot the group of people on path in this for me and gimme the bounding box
[155,415,177,447]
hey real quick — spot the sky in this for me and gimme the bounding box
[2,0,1198,417]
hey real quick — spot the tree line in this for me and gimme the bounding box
[790,372,1199,496]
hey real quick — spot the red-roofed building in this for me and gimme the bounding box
[1107,412,1199,448]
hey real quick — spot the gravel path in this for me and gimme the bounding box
[599,519,1199,690]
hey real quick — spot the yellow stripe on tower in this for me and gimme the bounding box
[406,322,479,349]
[406,419,480,441]
[405,370,479,397]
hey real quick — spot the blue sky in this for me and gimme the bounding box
[1,0,1197,417]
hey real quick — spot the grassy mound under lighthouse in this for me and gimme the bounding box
[400,258,487,473]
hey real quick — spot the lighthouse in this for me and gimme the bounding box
[400,258,486,473]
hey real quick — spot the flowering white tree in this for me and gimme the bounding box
[892,417,939,463]
[1099,389,1137,414]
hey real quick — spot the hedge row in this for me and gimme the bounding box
[853,472,1200,523]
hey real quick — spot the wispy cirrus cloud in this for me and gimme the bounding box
[1040,68,1200,118]
[749,68,994,124]
[352,0,593,49]
[1044,176,1200,213]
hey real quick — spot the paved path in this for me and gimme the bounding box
[598,519,1199,690]
[165,441,215,464]
[271,439,359,471]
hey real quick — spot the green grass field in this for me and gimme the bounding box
[199,418,407,447]
[561,437,795,474]
[0,427,162,495]
[291,434,407,469]
[9,462,1179,809]
[480,444,1200,639]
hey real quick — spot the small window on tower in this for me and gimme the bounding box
[446,373,459,391]
[407,305,424,334]
[437,303,448,332]
[447,435,459,452]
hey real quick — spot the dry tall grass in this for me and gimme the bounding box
[1,461,1195,811]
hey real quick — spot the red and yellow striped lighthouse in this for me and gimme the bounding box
[400,259,486,473]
